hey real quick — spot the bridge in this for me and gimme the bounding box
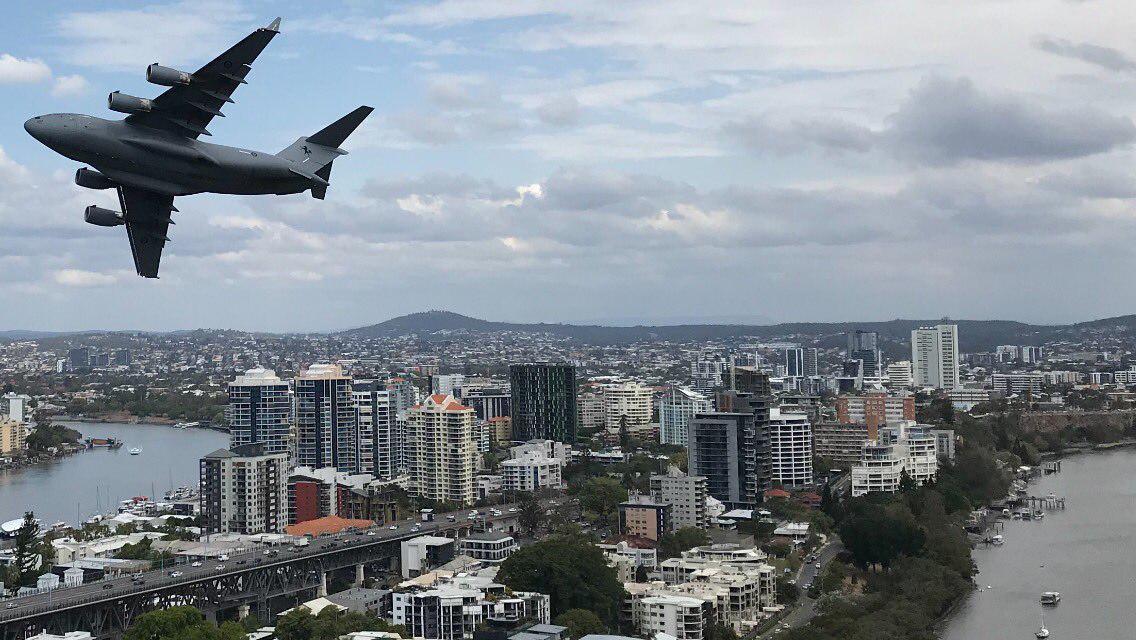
[0,507,525,640]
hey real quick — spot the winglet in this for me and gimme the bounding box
[265,17,282,32]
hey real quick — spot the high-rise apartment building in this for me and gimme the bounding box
[803,348,819,378]
[836,393,915,429]
[688,412,754,507]
[405,394,477,505]
[767,408,813,488]
[509,363,578,443]
[784,348,805,378]
[659,387,711,446]
[353,380,396,479]
[650,466,709,531]
[0,393,31,425]
[0,420,27,456]
[295,364,358,472]
[604,381,653,428]
[911,324,960,389]
[227,367,292,455]
[690,358,729,396]
[200,444,288,534]
[461,381,511,421]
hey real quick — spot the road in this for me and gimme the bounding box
[758,537,844,639]
[0,499,551,623]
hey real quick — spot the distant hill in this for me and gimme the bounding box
[342,310,1136,350]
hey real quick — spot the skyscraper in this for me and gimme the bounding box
[603,381,653,428]
[911,324,960,389]
[227,367,292,455]
[295,364,358,472]
[847,330,881,378]
[688,391,774,507]
[199,443,288,535]
[404,394,477,505]
[784,348,805,378]
[659,387,711,446]
[803,348,819,377]
[509,363,578,443]
[353,380,396,479]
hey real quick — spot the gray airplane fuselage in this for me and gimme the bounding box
[24,113,309,197]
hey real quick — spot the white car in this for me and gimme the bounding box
[169,571,183,578]
[389,525,398,530]
[508,507,517,513]
[191,561,202,567]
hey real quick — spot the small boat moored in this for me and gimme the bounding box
[129,447,142,455]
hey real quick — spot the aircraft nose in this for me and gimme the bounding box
[24,116,45,142]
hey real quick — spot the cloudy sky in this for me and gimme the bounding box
[2,1,1136,331]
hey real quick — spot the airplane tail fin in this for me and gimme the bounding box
[277,106,373,200]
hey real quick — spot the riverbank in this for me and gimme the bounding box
[943,448,1136,639]
[53,414,228,432]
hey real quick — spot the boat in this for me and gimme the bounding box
[1036,612,1050,638]
[1033,510,1045,520]
[174,421,200,429]
[1040,592,1060,605]
[129,447,142,455]
[991,534,1004,546]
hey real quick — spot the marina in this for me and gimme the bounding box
[0,421,226,526]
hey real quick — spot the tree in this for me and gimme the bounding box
[275,606,405,640]
[619,415,631,451]
[554,609,607,640]
[124,606,246,640]
[658,526,710,559]
[668,450,688,473]
[705,623,739,640]
[497,536,626,626]
[838,501,925,570]
[8,512,41,588]
[575,477,627,527]
[518,499,545,535]
[776,576,799,605]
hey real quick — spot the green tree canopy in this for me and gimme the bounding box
[658,526,710,559]
[553,608,607,640]
[574,477,628,526]
[124,606,246,640]
[838,501,925,570]
[497,536,626,625]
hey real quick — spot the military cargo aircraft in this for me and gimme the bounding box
[24,17,372,278]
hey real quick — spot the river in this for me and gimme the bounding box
[0,421,228,526]
[943,448,1136,639]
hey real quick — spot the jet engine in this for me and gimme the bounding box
[84,205,124,227]
[146,64,192,87]
[75,168,116,190]
[107,92,152,115]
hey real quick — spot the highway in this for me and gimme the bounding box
[0,502,532,624]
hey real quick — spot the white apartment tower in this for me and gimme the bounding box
[295,364,357,472]
[353,380,396,479]
[199,444,288,534]
[659,387,711,446]
[404,394,477,505]
[227,367,292,455]
[768,407,813,488]
[604,381,653,427]
[911,324,959,389]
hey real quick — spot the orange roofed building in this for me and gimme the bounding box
[284,515,374,537]
[405,394,478,506]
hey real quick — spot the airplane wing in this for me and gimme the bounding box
[126,17,281,138]
[117,187,174,278]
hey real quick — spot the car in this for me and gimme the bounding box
[447,515,456,521]
[168,571,183,577]
[5,602,17,609]
[216,564,225,570]
[102,584,113,590]
[389,525,398,530]
[814,562,821,569]
[218,554,230,561]
[367,530,375,536]
[191,561,203,567]
[508,507,517,513]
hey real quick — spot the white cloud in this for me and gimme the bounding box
[51,74,88,97]
[53,269,117,287]
[0,54,51,83]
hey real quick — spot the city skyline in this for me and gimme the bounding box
[2,1,1135,330]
